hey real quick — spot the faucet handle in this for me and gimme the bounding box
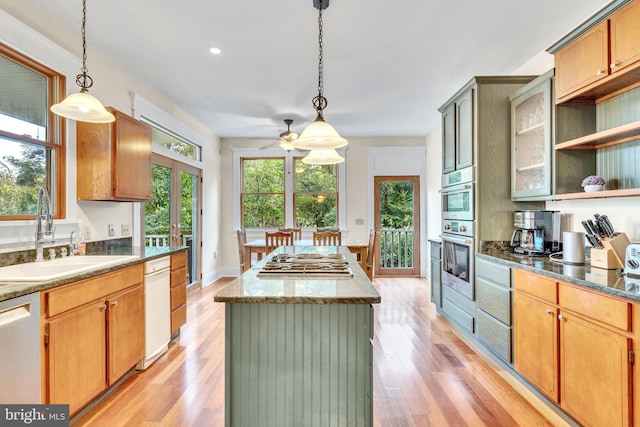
[48,248,56,260]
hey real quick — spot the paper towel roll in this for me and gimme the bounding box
[563,231,585,265]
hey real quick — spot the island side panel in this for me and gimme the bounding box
[225,303,373,427]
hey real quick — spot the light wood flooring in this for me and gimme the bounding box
[74,277,569,426]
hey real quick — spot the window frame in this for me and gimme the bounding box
[0,42,66,221]
[232,148,346,232]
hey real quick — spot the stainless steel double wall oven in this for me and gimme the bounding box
[441,166,475,299]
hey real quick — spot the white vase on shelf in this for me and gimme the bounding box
[584,184,604,192]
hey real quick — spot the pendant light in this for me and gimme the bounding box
[295,0,347,164]
[50,0,115,123]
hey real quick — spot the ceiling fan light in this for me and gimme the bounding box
[279,140,296,151]
[293,117,348,150]
[301,148,345,165]
[51,91,115,123]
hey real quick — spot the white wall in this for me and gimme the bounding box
[0,5,223,283]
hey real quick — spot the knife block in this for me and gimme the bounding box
[590,233,631,270]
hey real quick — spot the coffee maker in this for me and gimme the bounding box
[510,210,562,255]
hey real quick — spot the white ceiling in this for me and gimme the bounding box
[27,0,609,139]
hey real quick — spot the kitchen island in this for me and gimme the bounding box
[214,245,380,427]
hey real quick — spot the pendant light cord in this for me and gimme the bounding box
[76,0,94,92]
[312,0,328,117]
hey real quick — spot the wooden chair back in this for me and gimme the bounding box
[279,227,302,241]
[313,231,342,246]
[265,231,293,254]
[237,229,248,273]
[365,230,380,280]
[316,226,339,233]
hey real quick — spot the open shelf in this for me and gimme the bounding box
[554,188,640,200]
[555,120,640,150]
[516,122,544,136]
[515,163,545,172]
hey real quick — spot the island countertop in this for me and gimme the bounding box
[214,245,381,304]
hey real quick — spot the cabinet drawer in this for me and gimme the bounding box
[513,269,557,303]
[476,277,511,325]
[559,284,631,331]
[477,310,512,363]
[171,304,187,334]
[171,284,186,310]
[476,258,511,288]
[171,267,187,288]
[442,296,474,334]
[45,265,143,318]
[171,251,187,270]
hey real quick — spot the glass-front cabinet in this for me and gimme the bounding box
[510,78,552,200]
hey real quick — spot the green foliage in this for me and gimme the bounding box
[145,164,171,235]
[242,159,286,227]
[379,181,413,229]
[0,140,46,215]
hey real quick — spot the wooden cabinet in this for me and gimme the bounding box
[170,251,187,337]
[429,241,441,309]
[510,70,595,201]
[475,257,512,363]
[513,268,633,426]
[42,264,144,416]
[76,107,152,201]
[552,0,640,104]
[440,87,473,173]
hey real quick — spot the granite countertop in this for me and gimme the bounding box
[477,246,640,303]
[214,245,381,305]
[0,246,187,303]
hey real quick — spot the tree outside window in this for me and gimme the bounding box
[294,159,337,228]
[241,158,285,228]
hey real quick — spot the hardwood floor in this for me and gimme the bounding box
[74,277,567,427]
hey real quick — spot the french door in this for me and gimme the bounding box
[374,176,420,277]
[146,153,202,288]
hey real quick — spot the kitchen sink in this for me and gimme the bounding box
[0,255,140,282]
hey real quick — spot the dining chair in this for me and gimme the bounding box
[312,231,342,246]
[365,229,380,280]
[279,227,302,241]
[316,226,339,233]
[237,229,248,273]
[265,231,293,254]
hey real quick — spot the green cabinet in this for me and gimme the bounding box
[440,87,473,173]
[430,240,441,309]
[475,256,512,363]
[440,87,475,173]
[510,70,595,201]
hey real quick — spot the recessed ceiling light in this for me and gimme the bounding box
[209,47,222,55]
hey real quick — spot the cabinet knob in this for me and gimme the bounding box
[100,304,107,311]
[558,314,564,321]
[610,60,621,69]
[111,301,118,307]
[546,309,553,315]
[596,69,605,76]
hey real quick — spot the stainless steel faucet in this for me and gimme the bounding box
[69,230,79,256]
[35,187,55,262]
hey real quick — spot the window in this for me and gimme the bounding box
[147,122,201,161]
[241,158,285,228]
[239,155,340,229]
[0,43,65,220]
[293,159,338,228]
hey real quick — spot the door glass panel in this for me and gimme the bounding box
[180,170,198,286]
[145,164,172,247]
[378,180,415,271]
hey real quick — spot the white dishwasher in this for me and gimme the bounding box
[0,292,41,403]
[137,256,171,370]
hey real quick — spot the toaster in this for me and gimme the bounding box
[625,243,640,277]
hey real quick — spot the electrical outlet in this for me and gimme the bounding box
[84,226,91,241]
[355,218,364,225]
[108,223,115,237]
[121,224,130,236]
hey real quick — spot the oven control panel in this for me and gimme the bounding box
[442,219,474,237]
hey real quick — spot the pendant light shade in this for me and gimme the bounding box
[301,148,345,165]
[294,0,347,163]
[51,90,115,123]
[50,0,114,123]
[293,115,348,150]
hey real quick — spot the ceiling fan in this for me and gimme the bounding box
[260,119,302,151]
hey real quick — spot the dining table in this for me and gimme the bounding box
[243,239,368,273]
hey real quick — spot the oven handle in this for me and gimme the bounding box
[440,234,474,245]
[439,183,473,193]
